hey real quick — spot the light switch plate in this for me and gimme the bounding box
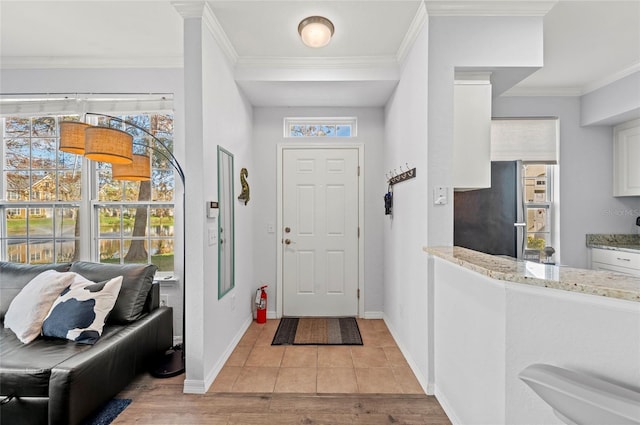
[434,187,448,205]
[208,226,217,246]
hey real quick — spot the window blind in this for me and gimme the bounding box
[0,93,173,117]
[491,118,559,163]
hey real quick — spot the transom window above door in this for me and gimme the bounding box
[284,117,357,138]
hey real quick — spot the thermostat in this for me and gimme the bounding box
[207,201,218,218]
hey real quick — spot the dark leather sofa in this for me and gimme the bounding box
[0,261,173,425]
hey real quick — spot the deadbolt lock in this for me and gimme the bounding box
[284,227,291,233]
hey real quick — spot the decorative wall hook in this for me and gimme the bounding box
[387,166,417,186]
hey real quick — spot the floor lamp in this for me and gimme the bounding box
[59,112,186,377]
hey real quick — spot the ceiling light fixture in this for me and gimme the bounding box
[298,16,334,48]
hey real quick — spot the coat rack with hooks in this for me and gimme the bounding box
[386,163,417,186]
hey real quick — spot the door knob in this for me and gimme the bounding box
[284,239,291,245]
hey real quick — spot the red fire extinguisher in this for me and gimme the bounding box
[255,285,268,324]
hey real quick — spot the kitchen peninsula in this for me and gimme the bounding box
[427,246,640,301]
[425,246,640,425]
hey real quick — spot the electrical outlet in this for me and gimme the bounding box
[160,294,169,307]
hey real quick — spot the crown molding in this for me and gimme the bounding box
[426,1,557,17]
[0,56,183,70]
[201,3,239,65]
[504,62,640,97]
[171,1,238,66]
[397,1,428,65]
[501,86,583,97]
[582,62,640,95]
[171,1,206,19]
[236,56,398,71]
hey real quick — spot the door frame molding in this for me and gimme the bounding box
[276,143,365,318]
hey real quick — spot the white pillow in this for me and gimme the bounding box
[67,271,97,289]
[41,275,123,344]
[4,270,75,344]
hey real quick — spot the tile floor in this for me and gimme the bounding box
[209,318,424,395]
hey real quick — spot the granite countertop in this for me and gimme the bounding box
[586,234,640,253]
[424,246,640,303]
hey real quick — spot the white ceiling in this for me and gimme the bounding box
[0,0,638,106]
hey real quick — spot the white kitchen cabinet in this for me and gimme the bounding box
[591,248,640,277]
[453,74,491,191]
[613,118,640,197]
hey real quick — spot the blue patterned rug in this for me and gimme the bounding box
[83,398,132,425]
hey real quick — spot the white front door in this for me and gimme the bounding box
[282,148,359,317]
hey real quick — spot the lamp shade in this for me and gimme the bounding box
[59,121,91,155]
[298,16,334,48]
[84,127,133,164]
[111,154,151,181]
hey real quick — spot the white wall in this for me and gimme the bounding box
[181,5,254,393]
[251,107,384,316]
[504,284,640,424]
[427,15,544,248]
[383,16,431,393]
[381,14,545,395]
[0,67,186,342]
[434,260,506,425]
[493,96,640,268]
[432,257,640,424]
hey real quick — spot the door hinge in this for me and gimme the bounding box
[357,166,360,176]
[357,288,360,299]
[357,227,360,238]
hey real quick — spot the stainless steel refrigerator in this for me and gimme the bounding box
[454,161,525,259]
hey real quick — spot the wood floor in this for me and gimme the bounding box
[112,319,452,424]
[114,376,451,425]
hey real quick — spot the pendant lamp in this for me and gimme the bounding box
[84,127,133,164]
[111,154,151,181]
[59,121,91,155]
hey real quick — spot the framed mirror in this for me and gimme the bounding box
[217,146,234,299]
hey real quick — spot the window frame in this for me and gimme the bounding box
[1,115,82,264]
[283,117,358,138]
[88,113,176,274]
[1,112,176,273]
[523,163,556,258]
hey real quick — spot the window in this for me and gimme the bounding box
[1,112,175,272]
[284,117,357,138]
[93,113,175,272]
[1,116,81,264]
[523,164,554,255]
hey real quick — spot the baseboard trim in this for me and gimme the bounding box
[382,313,433,395]
[182,315,253,394]
[434,386,462,425]
[269,311,383,319]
